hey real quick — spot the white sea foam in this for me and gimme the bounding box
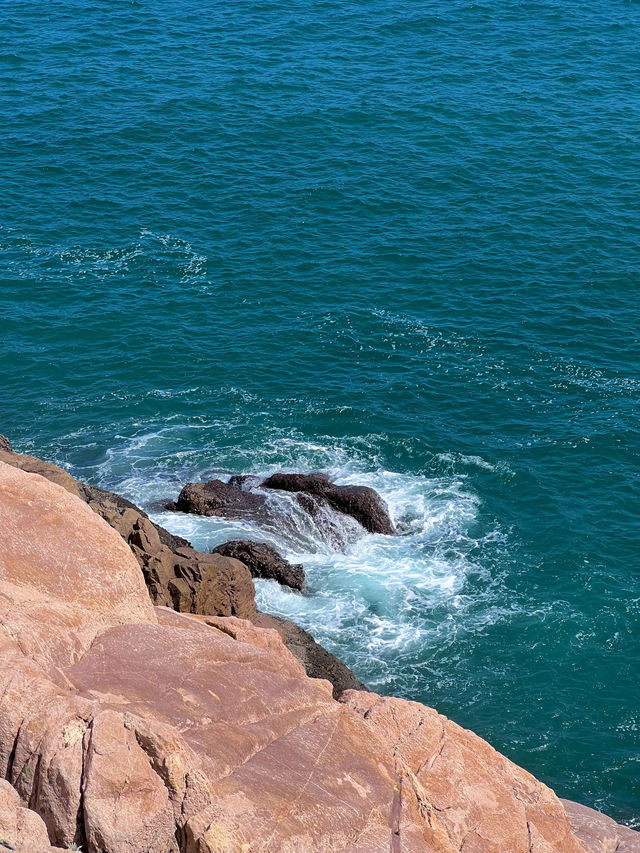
[81,427,512,689]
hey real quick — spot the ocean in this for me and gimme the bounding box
[1,0,638,826]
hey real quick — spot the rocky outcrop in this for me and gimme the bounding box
[212,539,305,590]
[0,460,595,852]
[83,485,257,621]
[0,446,82,498]
[257,612,367,698]
[0,444,256,621]
[0,780,65,852]
[169,470,395,543]
[169,477,267,518]
[263,471,396,535]
[0,442,359,694]
[80,482,191,550]
[0,433,11,451]
[561,800,640,852]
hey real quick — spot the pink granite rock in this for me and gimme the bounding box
[0,459,623,852]
[0,779,66,852]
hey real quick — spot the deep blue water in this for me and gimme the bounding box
[1,0,639,827]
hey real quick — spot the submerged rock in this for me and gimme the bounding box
[0,462,592,852]
[212,539,305,590]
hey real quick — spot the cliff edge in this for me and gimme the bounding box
[0,450,637,851]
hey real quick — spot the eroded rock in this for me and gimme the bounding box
[0,461,592,852]
[86,495,257,621]
[212,540,305,590]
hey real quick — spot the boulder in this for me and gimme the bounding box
[84,491,257,621]
[257,612,367,698]
[170,477,266,518]
[168,470,395,543]
[0,780,66,852]
[212,539,305,590]
[0,461,590,852]
[262,471,396,535]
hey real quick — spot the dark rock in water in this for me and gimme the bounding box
[0,433,11,451]
[212,539,305,590]
[227,474,263,491]
[171,478,267,518]
[262,471,395,535]
[255,612,368,699]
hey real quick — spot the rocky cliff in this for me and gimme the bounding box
[0,450,637,852]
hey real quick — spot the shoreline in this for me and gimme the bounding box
[0,434,638,851]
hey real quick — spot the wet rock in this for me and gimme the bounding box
[257,612,366,698]
[263,471,396,535]
[227,474,263,491]
[171,477,266,518]
[212,540,305,590]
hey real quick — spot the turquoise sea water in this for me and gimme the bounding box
[1,0,639,826]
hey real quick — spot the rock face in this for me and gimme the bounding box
[561,800,640,852]
[257,612,367,698]
[0,444,256,622]
[0,433,11,451]
[0,460,594,852]
[0,780,65,852]
[262,471,396,535]
[212,539,305,590]
[0,446,82,498]
[83,485,257,621]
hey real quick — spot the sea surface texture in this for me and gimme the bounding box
[1,0,639,826]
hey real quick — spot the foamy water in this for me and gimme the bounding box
[95,432,510,694]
